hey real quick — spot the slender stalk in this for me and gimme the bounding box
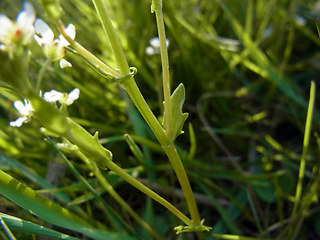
[163,144,201,225]
[36,58,52,92]
[56,21,119,77]
[292,81,316,215]
[104,160,193,226]
[122,78,169,144]
[91,0,129,75]
[154,0,172,136]
[289,81,316,238]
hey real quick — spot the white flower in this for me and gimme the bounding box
[146,37,170,55]
[0,2,35,51]
[34,18,75,68]
[43,88,80,105]
[59,58,72,69]
[9,99,34,127]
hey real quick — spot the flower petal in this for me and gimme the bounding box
[146,46,155,55]
[0,15,13,38]
[43,90,63,102]
[59,23,76,46]
[59,58,72,69]
[24,99,34,112]
[34,18,54,44]
[17,2,35,27]
[13,101,28,115]
[67,88,80,104]
[10,117,27,127]
[149,37,160,48]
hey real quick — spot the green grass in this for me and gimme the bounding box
[0,0,319,239]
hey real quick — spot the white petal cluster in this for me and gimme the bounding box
[9,100,34,127]
[34,19,76,68]
[43,88,80,105]
[10,88,80,127]
[146,37,170,55]
[0,2,35,51]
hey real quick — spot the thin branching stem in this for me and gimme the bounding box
[154,0,172,136]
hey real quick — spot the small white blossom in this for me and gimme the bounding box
[34,18,75,68]
[146,37,170,55]
[59,58,72,69]
[0,2,35,51]
[43,88,80,105]
[10,99,34,127]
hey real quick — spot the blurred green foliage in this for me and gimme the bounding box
[0,0,320,239]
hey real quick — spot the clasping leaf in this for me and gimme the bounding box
[163,83,189,142]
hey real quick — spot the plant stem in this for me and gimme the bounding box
[163,144,201,225]
[104,160,193,226]
[154,0,172,136]
[56,21,119,77]
[91,0,129,75]
[292,81,315,216]
[91,0,201,226]
[36,58,52,92]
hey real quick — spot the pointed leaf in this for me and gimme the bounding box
[66,118,113,169]
[164,83,189,142]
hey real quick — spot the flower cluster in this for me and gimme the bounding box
[0,2,76,68]
[34,19,76,68]
[0,2,80,127]
[0,2,35,51]
[10,88,80,127]
[9,100,34,127]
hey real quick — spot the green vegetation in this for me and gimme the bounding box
[0,0,319,239]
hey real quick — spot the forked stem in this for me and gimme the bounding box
[90,0,201,226]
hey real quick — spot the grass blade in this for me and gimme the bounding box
[1,213,78,240]
[0,169,136,240]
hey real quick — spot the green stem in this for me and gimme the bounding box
[154,0,172,137]
[122,78,168,144]
[91,0,129,75]
[91,0,201,226]
[104,160,193,226]
[36,58,52,92]
[56,21,119,77]
[291,81,316,216]
[163,144,201,225]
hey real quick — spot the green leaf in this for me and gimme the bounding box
[1,213,79,240]
[253,179,275,203]
[66,118,113,169]
[163,83,189,142]
[0,169,135,240]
